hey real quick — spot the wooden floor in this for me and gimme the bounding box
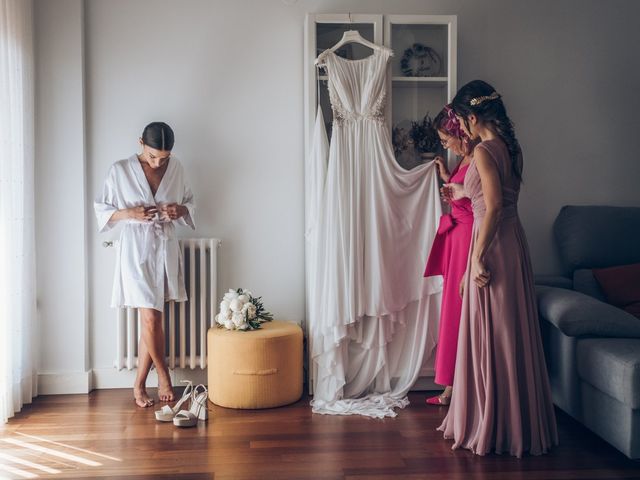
[1,390,639,480]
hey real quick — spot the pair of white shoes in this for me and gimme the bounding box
[155,381,208,427]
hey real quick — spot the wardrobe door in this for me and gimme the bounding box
[304,14,383,143]
[384,15,457,171]
[303,14,383,393]
[385,15,457,388]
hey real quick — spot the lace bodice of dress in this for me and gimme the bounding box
[316,47,392,126]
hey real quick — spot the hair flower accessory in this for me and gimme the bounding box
[443,105,465,139]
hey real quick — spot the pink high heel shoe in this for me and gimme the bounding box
[426,392,451,406]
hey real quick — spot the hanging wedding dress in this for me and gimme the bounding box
[306,43,443,418]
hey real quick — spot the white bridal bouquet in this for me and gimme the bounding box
[215,288,273,331]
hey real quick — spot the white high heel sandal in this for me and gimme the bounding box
[173,384,208,428]
[154,380,193,422]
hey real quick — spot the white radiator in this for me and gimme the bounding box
[114,238,221,371]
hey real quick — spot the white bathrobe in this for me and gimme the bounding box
[95,154,195,311]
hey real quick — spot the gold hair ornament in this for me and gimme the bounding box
[470,91,501,106]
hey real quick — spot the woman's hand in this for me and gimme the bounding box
[441,183,466,202]
[434,156,450,182]
[159,203,188,221]
[127,206,158,222]
[470,256,490,288]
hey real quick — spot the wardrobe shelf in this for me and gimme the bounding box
[392,76,448,83]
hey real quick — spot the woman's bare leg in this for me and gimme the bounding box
[133,339,154,407]
[139,307,174,402]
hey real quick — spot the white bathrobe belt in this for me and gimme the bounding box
[126,220,174,265]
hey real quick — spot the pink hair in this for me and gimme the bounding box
[442,105,466,139]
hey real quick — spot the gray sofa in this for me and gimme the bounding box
[536,205,640,459]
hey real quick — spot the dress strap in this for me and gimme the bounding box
[315,49,331,67]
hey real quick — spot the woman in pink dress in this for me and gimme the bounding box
[438,80,558,457]
[424,106,475,406]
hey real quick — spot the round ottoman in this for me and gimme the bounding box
[207,320,303,409]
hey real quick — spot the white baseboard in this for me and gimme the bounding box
[38,371,92,394]
[91,367,208,390]
[40,368,431,394]
[37,368,208,394]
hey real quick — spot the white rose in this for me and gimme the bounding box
[224,290,239,302]
[238,323,249,331]
[219,300,230,315]
[223,319,235,330]
[238,294,249,303]
[215,313,223,325]
[246,303,257,320]
[232,311,245,328]
[229,298,242,312]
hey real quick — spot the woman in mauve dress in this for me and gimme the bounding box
[424,105,475,406]
[438,80,558,457]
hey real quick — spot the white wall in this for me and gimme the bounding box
[35,0,640,386]
[35,0,90,393]
[84,0,308,374]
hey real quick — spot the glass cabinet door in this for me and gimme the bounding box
[303,14,383,394]
[304,14,383,147]
[384,15,457,171]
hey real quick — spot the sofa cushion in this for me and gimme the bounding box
[625,303,640,319]
[553,206,640,273]
[576,338,640,408]
[536,286,640,338]
[573,269,606,302]
[593,263,640,319]
[534,274,573,290]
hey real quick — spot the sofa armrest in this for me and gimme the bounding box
[534,275,573,289]
[536,285,640,338]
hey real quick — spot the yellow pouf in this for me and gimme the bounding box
[207,320,303,409]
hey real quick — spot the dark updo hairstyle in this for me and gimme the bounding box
[141,122,175,151]
[451,80,522,182]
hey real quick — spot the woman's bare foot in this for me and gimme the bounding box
[157,375,174,402]
[134,386,154,408]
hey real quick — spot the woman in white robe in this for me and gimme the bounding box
[94,122,195,408]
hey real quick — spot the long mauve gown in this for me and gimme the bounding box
[424,162,473,386]
[438,139,558,457]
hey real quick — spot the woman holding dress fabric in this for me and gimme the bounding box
[423,105,475,406]
[95,122,195,408]
[437,81,558,456]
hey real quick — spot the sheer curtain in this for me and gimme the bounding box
[0,0,37,423]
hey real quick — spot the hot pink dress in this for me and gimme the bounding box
[424,161,473,386]
[438,139,558,457]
